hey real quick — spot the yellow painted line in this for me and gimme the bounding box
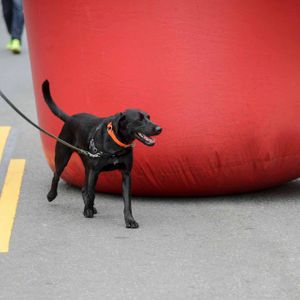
[0,159,26,253]
[0,127,11,163]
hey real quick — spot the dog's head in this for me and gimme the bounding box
[116,109,162,146]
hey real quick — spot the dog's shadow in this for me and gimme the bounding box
[43,179,299,231]
[48,179,300,219]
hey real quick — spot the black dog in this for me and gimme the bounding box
[42,80,162,228]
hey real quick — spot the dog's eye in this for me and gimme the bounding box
[147,115,151,120]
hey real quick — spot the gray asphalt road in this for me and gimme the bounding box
[0,15,299,300]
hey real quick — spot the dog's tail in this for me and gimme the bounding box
[42,80,70,122]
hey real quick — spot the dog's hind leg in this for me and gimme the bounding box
[47,142,73,202]
[82,168,99,218]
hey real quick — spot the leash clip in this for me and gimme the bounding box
[87,151,104,158]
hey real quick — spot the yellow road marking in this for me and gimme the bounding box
[0,159,26,253]
[0,127,10,163]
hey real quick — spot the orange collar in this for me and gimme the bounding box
[107,122,133,148]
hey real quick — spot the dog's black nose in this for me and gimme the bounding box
[155,126,162,134]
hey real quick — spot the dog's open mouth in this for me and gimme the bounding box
[135,132,155,146]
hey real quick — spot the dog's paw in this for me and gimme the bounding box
[47,190,57,202]
[83,208,94,218]
[93,207,98,214]
[125,219,139,229]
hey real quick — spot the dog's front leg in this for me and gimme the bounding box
[122,170,139,228]
[82,168,98,218]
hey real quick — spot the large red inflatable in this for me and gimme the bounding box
[24,1,300,196]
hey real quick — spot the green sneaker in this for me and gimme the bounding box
[11,39,21,54]
[6,40,13,50]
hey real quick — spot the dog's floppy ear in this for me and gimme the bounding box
[113,112,127,132]
[118,112,127,123]
[119,112,126,121]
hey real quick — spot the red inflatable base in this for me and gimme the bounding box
[24,1,300,196]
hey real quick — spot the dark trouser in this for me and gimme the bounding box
[2,0,24,40]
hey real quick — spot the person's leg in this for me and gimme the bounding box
[11,0,24,41]
[1,0,13,35]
